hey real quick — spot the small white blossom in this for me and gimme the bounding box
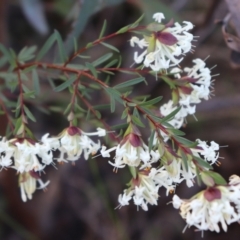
[117,170,159,211]
[44,126,104,162]
[19,171,50,202]
[130,12,194,71]
[101,129,159,169]
[172,184,240,232]
[9,138,45,173]
[153,12,165,23]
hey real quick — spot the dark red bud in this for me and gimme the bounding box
[29,170,40,179]
[132,177,141,187]
[204,187,221,202]
[156,31,178,46]
[67,126,81,136]
[128,133,142,147]
[181,86,193,95]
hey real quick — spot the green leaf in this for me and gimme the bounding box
[174,136,197,148]
[160,107,181,124]
[63,103,72,115]
[0,43,12,64]
[93,104,110,110]
[86,62,98,78]
[100,42,119,52]
[113,77,145,90]
[179,149,188,172]
[36,32,56,60]
[99,20,107,39]
[32,69,40,95]
[111,123,128,130]
[92,53,113,67]
[104,87,122,104]
[203,171,227,185]
[104,59,118,68]
[110,95,115,112]
[116,26,129,34]
[54,75,77,92]
[130,14,144,28]
[54,30,68,63]
[131,115,145,127]
[18,46,37,63]
[139,96,163,106]
[193,156,213,170]
[13,117,23,135]
[148,130,155,151]
[24,105,36,122]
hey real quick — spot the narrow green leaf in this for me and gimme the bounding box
[130,14,144,28]
[24,105,36,122]
[13,117,23,135]
[160,107,181,124]
[63,103,72,115]
[86,62,98,78]
[92,53,113,67]
[131,115,145,127]
[203,171,227,185]
[18,46,37,63]
[121,108,128,119]
[194,156,213,170]
[174,136,197,148]
[54,75,76,92]
[180,149,188,172]
[148,130,155,151]
[48,77,56,88]
[93,104,110,110]
[36,32,56,60]
[55,30,68,63]
[0,43,11,64]
[114,77,145,90]
[100,42,119,52]
[32,69,40,95]
[104,59,118,68]
[116,26,129,34]
[139,96,163,106]
[111,123,128,130]
[110,95,115,112]
[73,37,78,53]
[99,20,107,39]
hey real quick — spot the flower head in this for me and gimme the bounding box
[172,183,240,232]
[130,12,194,71]
[19,171,50,202]
[101,125,159,169]
[118,169,159,210]
[42,126,105,162]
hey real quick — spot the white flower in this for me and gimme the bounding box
[130,12,194,71]
[193,139,219,164]
[101,129,159,169]
[149,167,176,195]
[19,171,50,202]
[172,185,240,232]
[9,138,45,173]
[45,126,104,162]
[0,138,13,168]
[158,59,213,132]
[117,170,159,211]
[153,12,165,23]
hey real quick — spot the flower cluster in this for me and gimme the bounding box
[130,12,194,71]
[172,175,240,232]
[0,127,106,201]
[160,58,213,133]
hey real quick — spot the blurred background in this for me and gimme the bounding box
[0,0,240,239]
